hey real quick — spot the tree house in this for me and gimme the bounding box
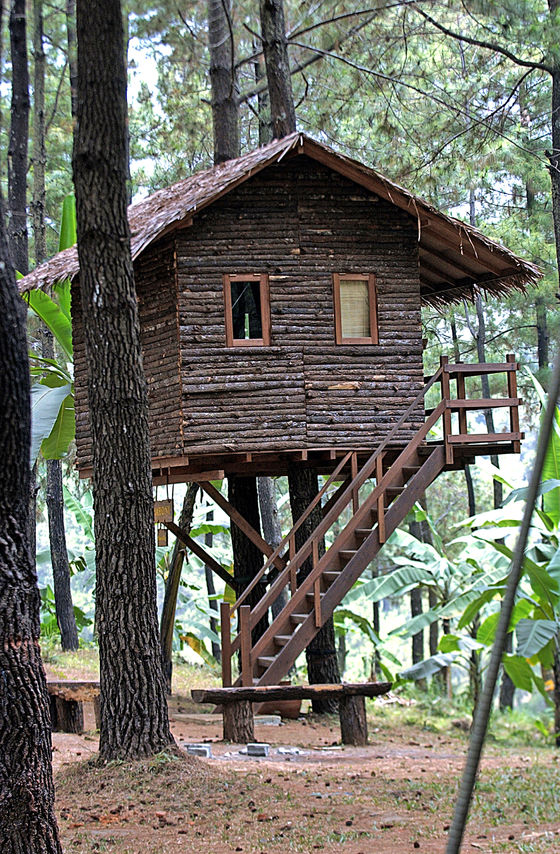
[21,133,540,690]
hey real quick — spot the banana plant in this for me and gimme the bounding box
[25,194,77,464]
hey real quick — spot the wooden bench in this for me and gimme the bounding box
[47,680,100,734]
[191,682,392,745]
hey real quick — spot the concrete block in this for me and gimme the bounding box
[185,744,212,758]
[247,742,269,757]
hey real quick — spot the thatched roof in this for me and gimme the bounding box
[19,132,541,306]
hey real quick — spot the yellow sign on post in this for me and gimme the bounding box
[154,499,174,525]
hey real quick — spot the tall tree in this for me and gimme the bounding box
[0,198,62,852]
[259,0,296,137]
[73,0,173,759]
[8,0,29,274]
[208,0,239,163]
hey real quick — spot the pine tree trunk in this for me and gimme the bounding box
[160,483,198,693]
[73,0,172,760]
[32,0,46,265]
[536,295,549,376]
[208,0,239,164]
[257,475,287,618]
[228,476,269,642]
[66,0,78,119]
[288,466,340,713]
[8,0,29,274]
[253,39,272,145]
[0,201,62,852]
[259,0,296,138]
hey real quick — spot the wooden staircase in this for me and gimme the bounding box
[219,355,522,690]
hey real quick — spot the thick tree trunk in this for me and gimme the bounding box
[204,507,221,662]
[73,0,173,760]
[259,0,296,138]
[8,0,29,274]
[0,202,62,851]
[288,466,341,713]
[228,475,269,642]
[253,39,272,145]
[160,483,198,693]
[257,475,287,618]
[208,0,239,164]
[32,0,46,265]
[536,295,550,376]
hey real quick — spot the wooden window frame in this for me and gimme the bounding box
[333,273,378,345]
[223,274,271,347]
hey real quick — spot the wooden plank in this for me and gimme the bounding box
[445,362,517,375]
[447,432,523,444]
[239,606,252,687]
[199,481,286,572]
[445,398,520,410]
[507,353,521,453]
[165,521,234,588]
[440,356,453,465]
[47,680,100,702]
[192,681,392,704]
[221,602,232,687]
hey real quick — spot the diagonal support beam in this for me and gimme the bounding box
[165,520,235,589]
[199,481,286,572]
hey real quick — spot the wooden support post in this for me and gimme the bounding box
[52,697,84,734]
[239,605,252,687]
[376,454,385,544]
[456,361,468,436]
[165,521,234,588]
[93,696,101,730]
[507,353,521,453]
[339,694,368,746]
[223,701,255,743]
[289,535,296,593]
[440,355,454,465]
[221,601,232,687]
[351,452,359,513]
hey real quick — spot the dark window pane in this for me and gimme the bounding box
[231,280,263,339]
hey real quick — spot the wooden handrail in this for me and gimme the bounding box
[232,450,354,614]
[229,367,444,650]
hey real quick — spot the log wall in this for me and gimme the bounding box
[72,235,183,471]
[176,156,423,455]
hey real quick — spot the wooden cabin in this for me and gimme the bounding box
[21,133,539,484]
[21,133,541,696]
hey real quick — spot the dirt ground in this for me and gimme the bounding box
[51,692,560,854]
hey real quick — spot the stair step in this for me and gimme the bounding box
[323,570,341,584]
[290,612,309,624]
[274,634,292,647]
[402,465,420,479]
[257,656,276,669]
[355,527,373,539]
[386,486,405,499]
[305,591,324,601]
[339,549,358,563]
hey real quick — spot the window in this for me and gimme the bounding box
[223,274,271,347]
[333,273,378,345]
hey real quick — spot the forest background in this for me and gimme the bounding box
[7,0,560,721]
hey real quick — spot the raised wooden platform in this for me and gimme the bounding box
[47,680,100,733]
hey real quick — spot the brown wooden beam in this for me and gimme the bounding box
[199,481,286,572]
[191,681,392,704]
[165,520,235,588]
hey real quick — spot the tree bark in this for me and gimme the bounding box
[339,695,367,745]
[536,295,549,376]
[32,0,46,266]
[288,466,341,713]
[73,0,173,760]
[0,199,62,852]
[257,475,287,618]
[159,483,198,693]
[259,0,296,138]
[208,0,239,164]
[228,475,269,642]
[253,39,272,145]
[499,631,515,711]
[8,0,29,274]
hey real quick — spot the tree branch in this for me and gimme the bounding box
[411,4,552,74]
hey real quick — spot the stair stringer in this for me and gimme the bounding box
[255,444,446,687]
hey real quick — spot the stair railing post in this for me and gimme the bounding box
[506,353,521,453]
[376,453,385,544]
[456,360,468,437]
[440,355,454,465]
[351,452,359,513]
[312,539,321,627]
[239,605,252,686]
[289,535,297,593]
[221,602,232,687]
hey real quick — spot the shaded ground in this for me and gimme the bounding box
[51,686,560,854]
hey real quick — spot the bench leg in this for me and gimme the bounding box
[93,696,101,730]
[223,700,254,743]
[54,697,84,734]
[339,695,368,746]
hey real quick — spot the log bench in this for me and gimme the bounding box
[191,682,392,745]
[47,680,100,734]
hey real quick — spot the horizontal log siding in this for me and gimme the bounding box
[177,156,423,454]
[72,237,183,471]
